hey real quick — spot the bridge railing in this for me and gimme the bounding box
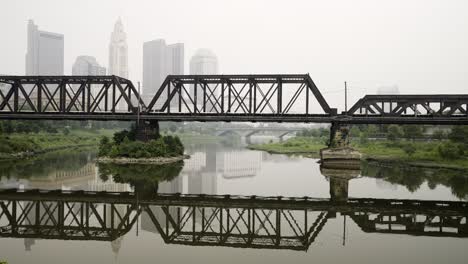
[145,74,337,116]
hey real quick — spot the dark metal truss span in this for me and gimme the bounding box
[0,75,144,114]
[1,75,468,124]
[347,95,468,118]
[0,189,467,250]
[147,74,335,116]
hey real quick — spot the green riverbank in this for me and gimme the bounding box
[248,137,468,170]
[0,129,116,160]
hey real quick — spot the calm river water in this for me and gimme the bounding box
[0,137,467,263]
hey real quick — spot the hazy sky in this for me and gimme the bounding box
[1,0,467,110]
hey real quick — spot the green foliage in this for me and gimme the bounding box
[448,126,468,146]
[402,143,416,157]
[438,142,464,160]
[99,131,185,158]
[387,125,403,141]
[431,130,446,140]
[402,125,424,140]
[113,129,136,144]
[359,131,369,145]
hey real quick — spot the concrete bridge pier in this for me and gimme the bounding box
[135,120,160,142]
[329,122,350,148]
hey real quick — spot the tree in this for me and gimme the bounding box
[438,142,464,160]
[448,126,468,146]
[432,130,445,141]
[402,125,424,141]
[387,125,403,141]
[402,144,416,157]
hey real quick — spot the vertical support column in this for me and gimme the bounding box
[167,81,171,113]
[87,82,91,113]
[253,81,257,114]
[13,81,19,112]
[194,78,198,113]
[112,83,116,113]
[221,80,225,113]
[228,82,232,113]
[249,79,253,114]
[37,81,43,112]
[178,83,182,113]
[306,82,309,115]
[127,85,132,113]
[60,80,66,113]
[203,82,207,113]
[277,78,282,114]
[81,81,86,112]
[104,83,108,112]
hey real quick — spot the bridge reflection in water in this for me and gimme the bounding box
[0,189,466,251]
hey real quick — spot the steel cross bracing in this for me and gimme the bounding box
[1,75,468,124]
[0,75,144,117]
[0,189,467,250]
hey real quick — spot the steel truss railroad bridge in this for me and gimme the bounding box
[1,75,467,125]
[0,189,467,251]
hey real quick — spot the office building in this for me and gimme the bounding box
[25,20,64,75]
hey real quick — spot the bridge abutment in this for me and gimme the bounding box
[135,120,160,142]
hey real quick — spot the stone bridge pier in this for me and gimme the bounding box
[135,120,160,142]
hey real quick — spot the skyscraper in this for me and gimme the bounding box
[108,18,128,78]
[189,49,218,110]
[25,20,64,75]
[72,56,106,76]
[143,40,184,107]
[108,18,129,111]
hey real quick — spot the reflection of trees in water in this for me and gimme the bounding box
[362,161,468,199]
[0,148,96,180]
[97,162,183,196]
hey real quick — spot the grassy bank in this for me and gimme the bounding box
[0,129,116,159]
[248,137,325,154]
[249,137,468,170]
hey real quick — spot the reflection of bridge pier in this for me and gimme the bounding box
[320,166,360,202]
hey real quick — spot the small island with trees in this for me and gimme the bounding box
[97,127,187,164]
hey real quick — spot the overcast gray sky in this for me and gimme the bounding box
[0,0,467,110]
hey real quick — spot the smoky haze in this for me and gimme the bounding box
[0,0,467,112]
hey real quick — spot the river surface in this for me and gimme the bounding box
[0,137,467,263]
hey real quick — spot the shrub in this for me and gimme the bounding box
[387,125,403,141]
[402,144,416,157]
[437,142,463,160]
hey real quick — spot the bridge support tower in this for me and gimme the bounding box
[135,120,160,142]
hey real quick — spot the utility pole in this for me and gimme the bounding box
[344,81,348,114]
